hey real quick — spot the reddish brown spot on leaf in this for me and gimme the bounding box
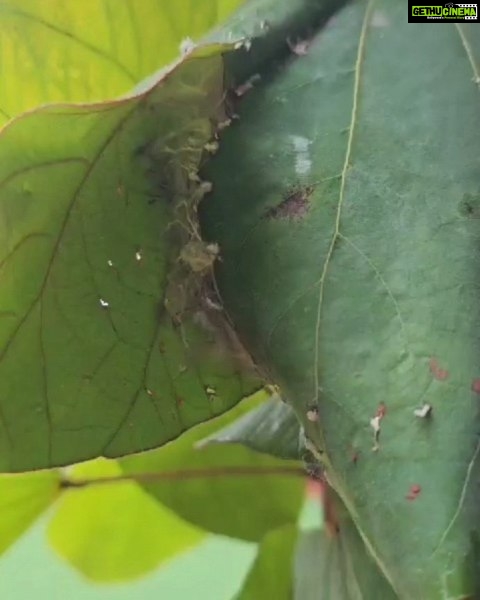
[376,402,386,419]
[429,357,449,381]
[406,484,421,501]
[471,379,480,394]
[176,395,185,408]
[323,485,340,537]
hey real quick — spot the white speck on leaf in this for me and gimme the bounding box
[370,415,381,451]
[290,135,312,175]
[204,296,223,311]
[135,250,142,262]
[107,260,113,267]
[234,39,251,51]
[414,403,432,418]
[235,74,261,97]
[287,38,310,56]
[370,415,381,433]
[371,11,390,27]
[307,408,319,422]
[180,37,196,55]
[99,298,109,308]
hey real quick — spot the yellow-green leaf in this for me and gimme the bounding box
[0,470,60,555]
[48,459,204,582]
[0,0,244,124]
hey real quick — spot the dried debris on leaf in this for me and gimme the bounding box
[235,74,261,97]
[306,406,319,422]
[287,37,311,56]
[414,403,432,419]
[370,402,386,451]
[265,185,313,221]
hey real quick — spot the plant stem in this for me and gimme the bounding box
[59,465,306,489]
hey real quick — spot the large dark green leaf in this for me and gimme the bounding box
[202,1,480,596]
[120,393,305,541]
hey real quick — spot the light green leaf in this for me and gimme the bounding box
[48,458,204,582]
[0,45,263,472]
[201,396,302,461]
[0,470,60,555]
[235,525,297,600]
[121,392,305,541]
[0,0,244,124]
[202,0,480,596]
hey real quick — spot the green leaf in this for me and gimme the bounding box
[202,0,480,596]
[120,393,305,541]
[0,0,244,124]
[0,45,262,472]
[294,488,395,600]
[235,525,297,600]
[47,458,204,582]
[201,396,302,460]
[0,470,60,555]
[0,0,345,474]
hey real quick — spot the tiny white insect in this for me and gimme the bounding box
[135,250,142,262]
[107,260,114,267]
[306,408,319,423]
[99,298,109,308]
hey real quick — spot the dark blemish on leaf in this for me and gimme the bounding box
[429,357,449,381]
[458,192,480,218]
[351,450,360,464]
[406,484,421,501]
[265,185,313,221]
[472,379,480,394]
[158,341,166,354]
[176,395,185,408]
